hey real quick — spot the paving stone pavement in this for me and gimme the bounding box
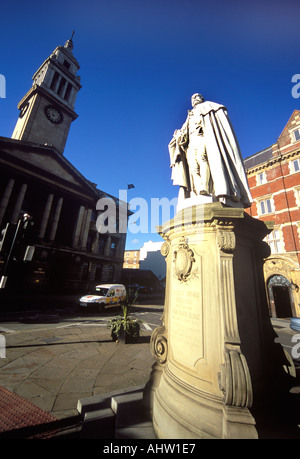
[0,323,154,420]
[0,313,299,439]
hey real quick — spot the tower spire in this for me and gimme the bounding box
[64,31,75,51]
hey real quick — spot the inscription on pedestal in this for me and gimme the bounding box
[170,258,203,369]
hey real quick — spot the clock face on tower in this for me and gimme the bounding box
[19,102,29,118]
[44,105,63,124]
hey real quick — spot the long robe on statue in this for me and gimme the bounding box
[169,100,252,208]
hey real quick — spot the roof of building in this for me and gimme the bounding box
[244,146,273,170]
[244,110,300,171]
[0,136,128,207]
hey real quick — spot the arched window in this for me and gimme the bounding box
[267,275,294,318]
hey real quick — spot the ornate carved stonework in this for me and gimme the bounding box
[146,203,291,439]
[173,238,195,282]
[152,331,168,365]
[161,241,170,258]
[219,349,253,407]
[264,255,299,280]
[217,230,236,253]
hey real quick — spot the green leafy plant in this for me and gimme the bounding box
[108,289,141,343]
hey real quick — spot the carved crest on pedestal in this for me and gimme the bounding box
[173,238,195,282]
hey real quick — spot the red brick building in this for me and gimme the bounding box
[244,110,300,319]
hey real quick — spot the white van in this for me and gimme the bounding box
[79,284,126,312]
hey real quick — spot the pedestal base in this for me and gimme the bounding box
[152,368,257,439]
[144,203,291,439]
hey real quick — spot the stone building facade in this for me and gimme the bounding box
[0,37,129,294]
[244,110,300,318]
[123,250,140,269]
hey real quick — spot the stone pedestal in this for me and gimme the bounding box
[144,203,291,439]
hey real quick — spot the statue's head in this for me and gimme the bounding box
[191,93,204,107]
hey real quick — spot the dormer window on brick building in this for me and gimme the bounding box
[293,128,300,142]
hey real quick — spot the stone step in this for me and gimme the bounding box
[80,408,115,439]
[77,386,156,439]
[111,390,156,439]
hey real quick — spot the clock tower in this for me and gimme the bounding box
[12,33,81,155]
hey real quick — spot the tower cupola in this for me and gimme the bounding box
[12,34,81,154]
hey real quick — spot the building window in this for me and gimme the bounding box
[58,77,67,97]
[294,129,300,142]
[63,60,71,70]
[86,233,93,252]
[259,197,273,215]
[265,229,283,254]
[257,172,266,185]
[50,71,59,90]
[98,238,105,255]
[95,264,103,282]
[110,241,117,257]
[292,159,300,173]
[64,82,72,101]
[91,209,97,222]
[294,187,300,207]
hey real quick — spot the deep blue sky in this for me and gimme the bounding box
[0,0,299,249]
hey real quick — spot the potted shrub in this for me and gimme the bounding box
[108,289,141,343]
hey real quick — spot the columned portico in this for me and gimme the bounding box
[38,193,54,239]
[11,183,27,223]
[73,205,85,247]
[49,197,63,241]
[104,235,112,257]
[81,208,92,249]
[0,36,129,293]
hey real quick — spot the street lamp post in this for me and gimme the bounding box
[0,213,31,289]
